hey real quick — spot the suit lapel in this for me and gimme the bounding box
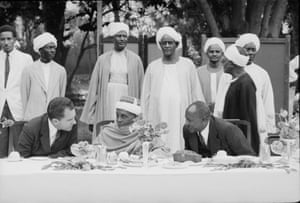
[188,132,200,153]
[207,117,221,155]
[40,115,51,153]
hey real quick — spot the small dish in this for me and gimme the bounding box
[29,156,49,161]
[162,162,188,169]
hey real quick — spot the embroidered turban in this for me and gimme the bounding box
[116,96,141,116]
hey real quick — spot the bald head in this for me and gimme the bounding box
[185,101,211,133]
[186,101,211,121]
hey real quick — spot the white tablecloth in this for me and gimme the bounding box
[0,158,299,203]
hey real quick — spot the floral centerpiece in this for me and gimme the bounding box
[277,109,299,139]
[269,109,299,159]
[129,119,168,142]
[71,141,95,159]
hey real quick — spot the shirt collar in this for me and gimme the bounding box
[48,119,58,136]
[200,120,210,145]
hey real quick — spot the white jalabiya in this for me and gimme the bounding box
[142,57,205,153]
[40,61,51,90]
[159,64,182,152]
[210,73,217,102]
[106,50,128,120]
[245,63,276,133]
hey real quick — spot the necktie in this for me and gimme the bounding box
[198,132,206,147]
[4,53,10,88]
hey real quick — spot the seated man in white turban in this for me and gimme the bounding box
[235,33,276,134]
[97,96,165,155]
[21,32,67,121]
[197,37,226,111]
[141,26,205,153]
[80,22,144,142]
[220,44,260,155]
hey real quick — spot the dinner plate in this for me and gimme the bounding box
[7,158,23,162]
[29,156,49,161]
[162,162,188,169]
[212,156,237,164]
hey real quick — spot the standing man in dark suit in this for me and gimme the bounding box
[17,97,77,158]
[183,101,255,157]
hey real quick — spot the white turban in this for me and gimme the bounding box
[116,96,141,116]
[224,44,249,67]
[235,33,260,52]
[33,32,57,53]
[203,37,225,53]
[156,26,182,50]
[109,22,129,36]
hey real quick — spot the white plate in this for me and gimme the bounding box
[29,156,49,161]
[7,158,23,162]
[212,156,237,164]
[162,162,188,169]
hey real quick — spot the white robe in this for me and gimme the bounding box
[106,50,128,120]
[245,63,276,133]
[141,57,205,152]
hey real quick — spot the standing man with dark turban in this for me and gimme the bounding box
[0,25,33,157]
[21,32,67,121]
[80,22,144,143]
[141,26,205,153]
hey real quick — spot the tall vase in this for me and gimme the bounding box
[142,141,150,167]
[282,139,296,162]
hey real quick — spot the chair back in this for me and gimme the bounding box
[224,119,252,145]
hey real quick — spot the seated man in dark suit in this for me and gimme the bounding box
[183,101,255,157]
[18,97,77,158]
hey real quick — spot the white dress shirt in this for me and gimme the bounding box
[48,119,58,147]
[199,120,210,145]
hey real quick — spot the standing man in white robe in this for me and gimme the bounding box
[141,26,205,152]
[21,32,67,121]
[0,25,33,157]
[235,33,276,135]
[197,37,226,112]
[80,22,144,142]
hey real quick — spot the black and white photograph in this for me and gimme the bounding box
[0,0,299,202]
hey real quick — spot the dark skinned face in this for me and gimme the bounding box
[113,31,128,52]
[39,42,56,63]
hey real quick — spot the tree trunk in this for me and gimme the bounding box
[268,0,288,37]
[42,1,66,65]
[112,0,120,22]
[260,0,276,37]
[230,0,247,35]
[196,0,220,36]
[247,0,268,35]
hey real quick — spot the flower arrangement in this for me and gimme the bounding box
[129,119,168,142]
[0,117,14,128]
[276,109,299,139]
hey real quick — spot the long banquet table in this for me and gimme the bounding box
[0,157,299,203]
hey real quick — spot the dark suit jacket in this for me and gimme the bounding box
[183,117,255,157]
[17,114,77,158]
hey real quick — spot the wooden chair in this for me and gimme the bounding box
[224,119,252,145]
